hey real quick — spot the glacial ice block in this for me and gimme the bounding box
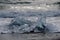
[9,16,46,33]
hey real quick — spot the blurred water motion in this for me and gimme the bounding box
[0,0,60,33]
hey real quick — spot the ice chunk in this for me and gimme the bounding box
[9,16,45,33]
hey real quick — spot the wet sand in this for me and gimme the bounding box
[0,33,60,40]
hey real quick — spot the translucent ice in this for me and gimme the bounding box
[8,16,46,33]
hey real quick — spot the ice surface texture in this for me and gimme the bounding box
[8,16,46,33]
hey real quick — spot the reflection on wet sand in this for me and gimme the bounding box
[0,33,60,40]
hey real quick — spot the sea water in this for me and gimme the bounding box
[0,0,60,33]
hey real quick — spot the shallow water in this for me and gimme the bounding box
[0,33,60,40]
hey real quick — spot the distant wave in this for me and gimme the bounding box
[53,2,60,5]
[0,2,31,4]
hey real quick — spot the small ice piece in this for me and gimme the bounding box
[9,16,45,33]
[46,17,60,32]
